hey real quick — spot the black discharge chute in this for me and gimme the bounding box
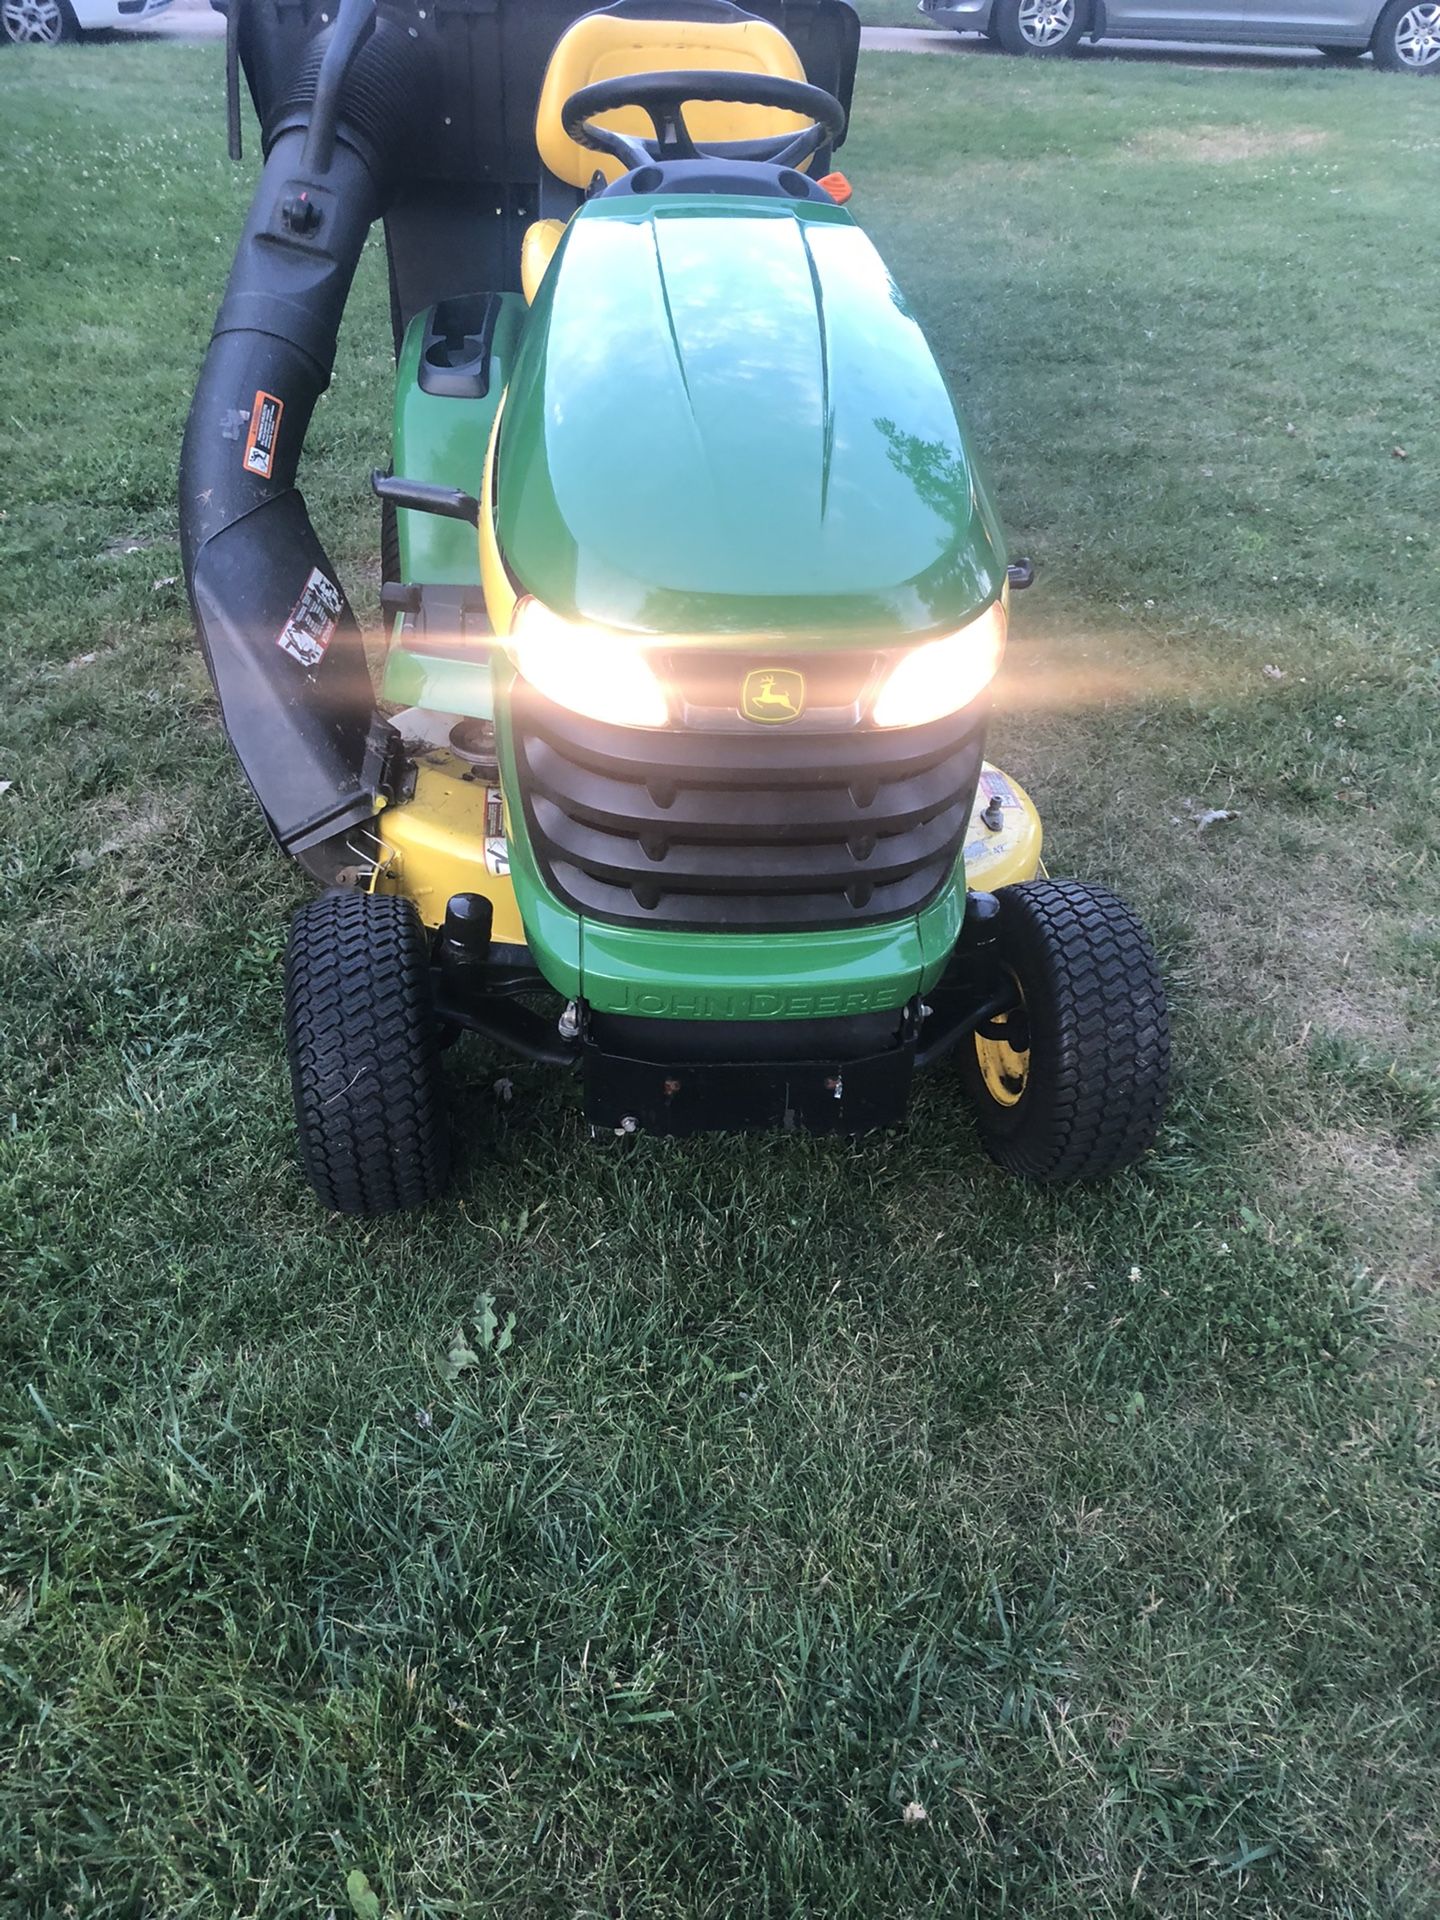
[180,5,427,879]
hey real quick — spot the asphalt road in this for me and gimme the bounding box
[859,21,1329,65]
[120,4,1334,66]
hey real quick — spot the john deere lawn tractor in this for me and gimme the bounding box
[181,0,1170,1214]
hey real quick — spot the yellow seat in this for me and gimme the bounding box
[520,6,809,302]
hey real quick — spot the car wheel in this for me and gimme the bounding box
[285,889,451,1215]
[1372,0,1440,67]
[992,0,1087,54]
[958,880,1171,1181]
[1,0,77,39]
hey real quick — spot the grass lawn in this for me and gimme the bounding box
[853,0,945,27]
[853,0,944,25]
[3,39,1438,1920]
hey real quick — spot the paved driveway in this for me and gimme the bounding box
[116,5,1332,68]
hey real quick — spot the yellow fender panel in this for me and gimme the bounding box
[521,218,567,305]
[478,394,516,638]
[374,750,525,943]
[964,762,1045,891]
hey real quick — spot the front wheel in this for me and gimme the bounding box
[284,890,451,1215]
[991,0,1087,55]
[959,880,1170,1181]
[1,0,78,41]
[1372,0,1440,68]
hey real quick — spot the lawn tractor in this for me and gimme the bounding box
[181,0,1170,1214]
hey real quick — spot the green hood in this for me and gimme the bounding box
[496,194,1005,637]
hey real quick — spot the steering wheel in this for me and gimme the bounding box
[560,70,847,176]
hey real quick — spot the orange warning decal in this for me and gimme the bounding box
[242,391,284,479]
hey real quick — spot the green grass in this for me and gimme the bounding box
[852,0,944,27]
[3,41,1439,1920]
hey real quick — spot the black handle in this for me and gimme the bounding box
[372,470,480,526]
[300,0,377,177]
[224,0,245,162]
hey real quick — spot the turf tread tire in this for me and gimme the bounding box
[285,890,450,1215]
[380,494,400,587]
[961,879,1170,1182]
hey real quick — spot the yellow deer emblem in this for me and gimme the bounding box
[741,668,806,724]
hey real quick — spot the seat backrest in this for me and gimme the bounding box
[535,1,810,188]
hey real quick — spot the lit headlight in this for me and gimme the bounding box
[509,596,668,729]
[871,600,1007,729]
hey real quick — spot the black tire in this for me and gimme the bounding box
[1,0,78,41]
[991,0,1087,56]
[959,879,1170,1182]
[284,890,451,1215]
[1371,0,1440,69]
[380,495,401,587]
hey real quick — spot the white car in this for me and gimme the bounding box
[2,0,171,42]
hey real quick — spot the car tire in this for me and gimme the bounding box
[991,0,1087,55]
[1371,0,1440,68]
[285,889,451,1215]
[1,0,78,41]
[959,879,1171,1182]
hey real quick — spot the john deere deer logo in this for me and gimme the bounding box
[741,668,806,724]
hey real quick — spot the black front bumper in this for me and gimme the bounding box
[433,899,1011,1139]
[581,1008,918,1135]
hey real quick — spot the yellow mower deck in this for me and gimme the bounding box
[372,753,1042,941]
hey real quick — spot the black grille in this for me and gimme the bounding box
[511,688,986,933]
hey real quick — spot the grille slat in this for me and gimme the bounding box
[522,734,979,843]
[530,795,967,891]
[512,689,986,934]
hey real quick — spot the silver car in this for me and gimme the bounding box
[919,0,1439,70]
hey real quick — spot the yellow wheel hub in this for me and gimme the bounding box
[973,981,1030,1108]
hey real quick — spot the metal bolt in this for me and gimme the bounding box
[557,1001,581,1041]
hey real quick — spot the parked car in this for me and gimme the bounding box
[919,0,1439,69]
[2,0,171,42]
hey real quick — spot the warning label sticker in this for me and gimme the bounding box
[484,787,510,876]
[242,390,284,479]
[277,568,342,669]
